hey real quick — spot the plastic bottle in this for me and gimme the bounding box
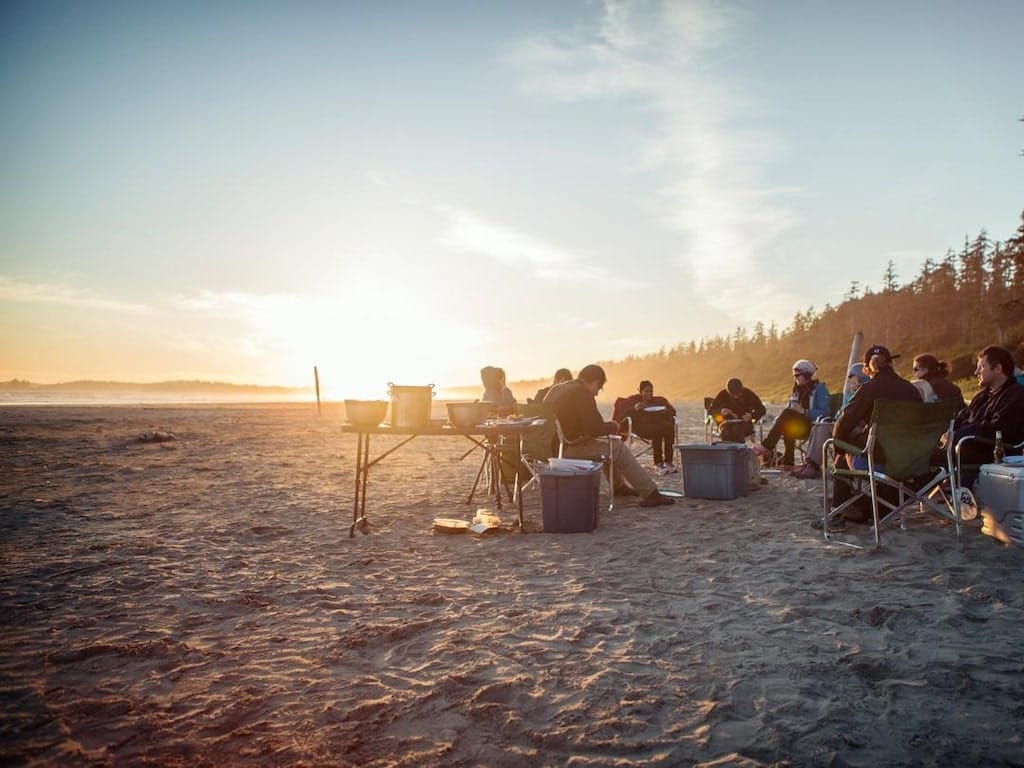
[993,430,1005,464]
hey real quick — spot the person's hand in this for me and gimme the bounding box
[721,408,735,417]
[635,402,643,411]
[742,412,752,421]
[792,404,806,415]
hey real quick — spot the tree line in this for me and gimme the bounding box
[578,209,1024,404]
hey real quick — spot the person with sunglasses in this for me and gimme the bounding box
[758,359,830,469]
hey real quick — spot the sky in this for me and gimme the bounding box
[1,0,1022,398]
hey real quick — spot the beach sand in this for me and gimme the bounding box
[2,402,1023,766]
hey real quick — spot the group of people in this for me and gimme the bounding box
[481,342,1024,514]
[479,365,678,507]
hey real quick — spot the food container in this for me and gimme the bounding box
[446,401,497,427]
[433,517,470,534]
[388,383,434,428]
[344,399,388,427]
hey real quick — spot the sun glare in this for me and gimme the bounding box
[255,279,489,400]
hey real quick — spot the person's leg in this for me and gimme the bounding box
[564,438,657,497]
[762,410,793,451]
[650,429,665,465]
[780,413,811,465]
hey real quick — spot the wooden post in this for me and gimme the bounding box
[314,366,321,415]
[843,331,863,400]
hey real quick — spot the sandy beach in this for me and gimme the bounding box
[2,402,1023,767]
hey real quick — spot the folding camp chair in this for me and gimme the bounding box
[513,402,559,503]
[954,433,1024,490]
[553,418,616,512]
[820,398,960,549]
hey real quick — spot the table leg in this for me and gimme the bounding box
[350,432,370,537]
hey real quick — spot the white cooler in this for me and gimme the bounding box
[977,461,1024,547]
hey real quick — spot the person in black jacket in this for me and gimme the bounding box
[949,345,1024,474]
[616,380,678,473]
[710,378,766,443]
[831,345,922,523]
[833,344,922,470]
[544,365,675,507]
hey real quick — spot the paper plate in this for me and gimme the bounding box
[644,405,667,412]
[433,518,470,534]
[657,488,684,498]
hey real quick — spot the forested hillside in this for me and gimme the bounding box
[524,210,1024,404]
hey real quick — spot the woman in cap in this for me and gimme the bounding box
[792,363,869,478]
[759,359,830,469]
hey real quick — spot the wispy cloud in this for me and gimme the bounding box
[505,0,800,319]
[0,275,148,313]
[436,204,625,285]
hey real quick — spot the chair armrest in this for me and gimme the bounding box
[833,439,863,455]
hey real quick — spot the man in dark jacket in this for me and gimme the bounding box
[833,344,922,468]
[710,378,767,443]
[831,345,922,523]
[951,345,1024,469]
[544,365,674,507]
[615,380,678,473]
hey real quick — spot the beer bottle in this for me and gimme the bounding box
[993,430,1005,464]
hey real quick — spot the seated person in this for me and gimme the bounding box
[912,353,965,412]
[615,380,679,474]
[710,378,766,444]
[531,368,572,404]
[912,378,938,403]
[947,345,1024,482]
[831,345,921,522]
[793,363,870,479]
[760,359,830,468]
[544,365,675,506]
[480,366,517,417]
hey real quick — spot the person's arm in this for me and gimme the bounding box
[990,384,1024,445]
[710,390,731,417]
[809,383,830,421]
[654,396,676,417]
[833,388,870,449]
[747,391,767,421]
[576,389,614,439]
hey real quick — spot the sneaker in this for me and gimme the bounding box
[639,491,676,507]
[791,464,819,479]
[662,463,679,474]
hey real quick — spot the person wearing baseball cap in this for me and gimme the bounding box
[863,345,899,365]
[759,358,831,469]
[831,342,921,522]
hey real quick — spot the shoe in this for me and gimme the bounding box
[791,464,819,479]
[751,444,770,457]
[639,491,676,507]
[662,463,679,474]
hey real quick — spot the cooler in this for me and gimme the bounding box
[539,463,602,533]
[677,443,751,500]
[977,462,1024,547]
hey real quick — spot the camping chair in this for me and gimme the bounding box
[820,398,960,549]
[954,434,1024,485]
[553,418,616,512]
[513,401,559,503]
